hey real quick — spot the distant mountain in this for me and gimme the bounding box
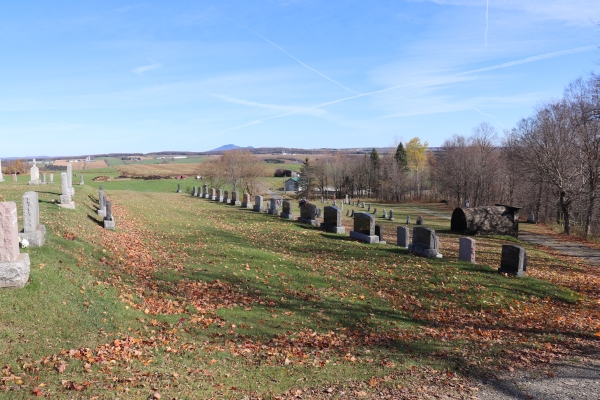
[209,144,255,152]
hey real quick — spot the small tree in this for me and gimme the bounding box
[394,143,409,172]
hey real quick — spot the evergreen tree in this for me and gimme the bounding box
[394,142,409,171]
[369,148,380,169]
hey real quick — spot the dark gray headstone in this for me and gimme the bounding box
[498,245,526,276]
[408,226,441,258]
[416,215,424,225]
[353,212,375,236]
[321,206,344,233]
[397,226,409,247]
[375,224,385,243]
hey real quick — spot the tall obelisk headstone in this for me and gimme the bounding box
[18,192,46,247]
[66,163,75,195]
[58,172,75,209]
[0,202,30,288]
[0,159,4,182]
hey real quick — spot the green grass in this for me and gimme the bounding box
[0,170,597,398]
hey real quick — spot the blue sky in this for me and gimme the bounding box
[1,0,599,156]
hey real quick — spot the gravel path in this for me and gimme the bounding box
[476,356,600,399]
[519,231,600,266]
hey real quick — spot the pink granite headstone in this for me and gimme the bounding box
[459,237,476,263]
[0,202,20,263]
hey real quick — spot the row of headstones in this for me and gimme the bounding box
[395,226,526,275]
[97,186,115,230]
[183,187,527,276]
[0,192,47,288]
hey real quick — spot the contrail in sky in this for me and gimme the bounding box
[485,0,489,46]
[216,9,360,94]
[215,45,597,134]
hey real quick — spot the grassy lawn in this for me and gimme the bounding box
[0,175,598,398]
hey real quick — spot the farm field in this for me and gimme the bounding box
[0,174,599,398]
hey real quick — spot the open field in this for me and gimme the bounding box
[1,172,599,398]
[115,163,201,177]
[52,160,109,170]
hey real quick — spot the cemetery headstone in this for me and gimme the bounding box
[397,226,409,248]
[210,188,217,200]
[527,212,535,223]
[29,159,41,185]
[197,186,202,197]
[176,183,182,193]
[416,215,424,225]
[58,172,75,209]
[192,186,197,197]
[367,204,371,212]
[298,203,319,226]
[253,196,265,212]
[203,184,209,198]
[66,163,74,195]
[0,159,4,182]
[12,174,17,182]
[388,210,394,221]
[97,186,106,217]
[18,192,46,247]
[79,174,84,185]
[0,202,30,288]
[361,202,365,208]
[345,194,349,204]
[49,173,54,184]
[375,225,386,244]
[41,173,47,185]
[406,215,411,225]
[346,209,350,217]
[280,200,295,219]
[350,209,354,217]
[320,206,345,233]
[349,212,379,243]
[267,198,280,215]
[459,237,476,263]
[408,226,442,258]
[382,209,387,219]
[316,207,322,218]
[216,189,223,202]
[498,245,526,276]
[372,208,377,215]
[242,193,251,208]
[103,200,116,230]
[223,191,230,204]
[230,191,241,205]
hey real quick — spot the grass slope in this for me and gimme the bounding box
[0,178,598,398]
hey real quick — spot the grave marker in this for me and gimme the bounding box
[459,237,476,263]
[29,159,40,185]
[58,172,75,209]
[0,159,4,182]
[350,213,379,243]
[79,174,84,185]
[298,203,319,226]
[267,198,280,215]
[320,206,345,233]
[397,226,409,248]
[66,163,74,195]
[375,225,386,244]
[18,192,46,247]
[498,245,526,276]
[230,191,241,205]
[0,202,30,288]
[242,193,251,208]
[98,186,106,217]
[104,200,116,230]
[253,196,265,212]
[408,226,442,258]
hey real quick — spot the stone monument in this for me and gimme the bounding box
[49,173,54,184]
[215,189,223,202]
[320,206,345,233]
[253,196,265,212]
[28,159,41,185]
[66,163,75,195]
[408,226,442,258]
[267,198,280,215]
[298,203,319,226]
[0,159,4,182]
[203,184,209,199]
[79,174,84,185]
[388,210,394,221]
[280,200,295,219]
[18,192,46,247]
[241,193,251,208]
[375,225,386,244]
[498,245,526,276]
[397,226,409,248]
[41,173,47,185]
[223,190,230,204]
[104,200,116,230]
[58,172,75,209]
[0,202,30,288]
[349,213,379,244]
[97,186,106,217]
[176,183,182,193]
[459,237,476,263]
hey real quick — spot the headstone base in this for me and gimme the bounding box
[241,202,251,208]
[253,206,265,212]
[229,200,241,206]
[497,267,526,277]
[58,201,75,209]
[408,244,443,258]
[349,231,379,244]
[104,218,116,230]
[28,180,41,185]
[79,183,84,186]
[215,197,223,202]
[222,198,229,204]
[0,253,30,288]
[176,190,182,193]
[19,225,46,247]
[267,208,279,215]
[280,212,295,220]
[320,223,345,234]
[297,217,319,226]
